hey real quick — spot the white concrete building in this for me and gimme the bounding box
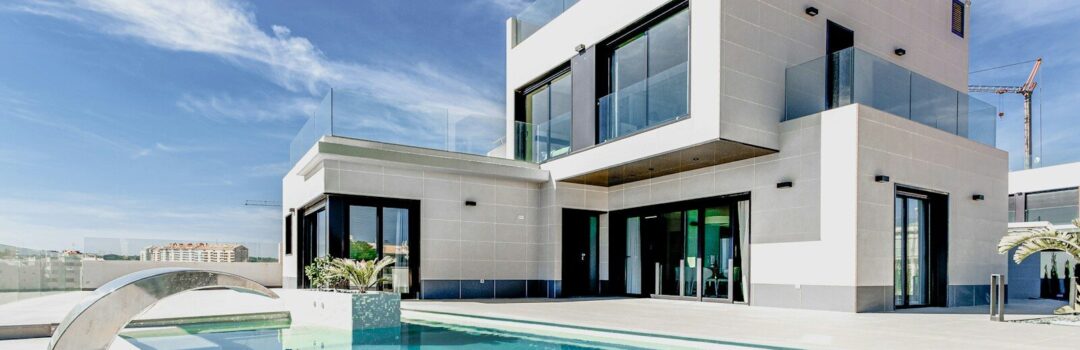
[1006,162,1080,300]
[283,0,1006,312]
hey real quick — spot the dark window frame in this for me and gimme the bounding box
[596,0,691,145]
[951,0,965,38]
[284,214,293,255]
[514,66,573,162]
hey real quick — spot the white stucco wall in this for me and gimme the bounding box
[506,0,970,179]
[854,105,1008,290]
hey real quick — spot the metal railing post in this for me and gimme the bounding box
[679,259,685,297]
[990,274,1005,321]
[655,262,661,295]
[998,275,1006,321]
[1071,277,1078,313]
[989,274,997,321]
[696,257,704,300]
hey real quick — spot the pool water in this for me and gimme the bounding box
[119,320,653,349]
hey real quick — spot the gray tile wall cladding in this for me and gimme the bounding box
[421,280,559,299]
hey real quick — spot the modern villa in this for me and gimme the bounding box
[282,0,1007,312]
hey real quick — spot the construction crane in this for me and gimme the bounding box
[969,58,1042,169]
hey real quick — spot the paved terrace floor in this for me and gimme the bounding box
[401,298,1076,349]
[0,291,1074,349]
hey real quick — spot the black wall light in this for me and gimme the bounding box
[465,200,477,207]
[777,181,794,189]
[805,6,818,16]
[875,175,890,183]
[972,194,985,201]
[894,48,907,56]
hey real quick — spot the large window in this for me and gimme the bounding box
[1025,188,1079,225]
[599,8,689,143]
[520,70,572,162]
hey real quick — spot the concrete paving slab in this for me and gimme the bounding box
[401,298,1077,350]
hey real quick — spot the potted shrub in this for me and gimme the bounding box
[283,256,401,330]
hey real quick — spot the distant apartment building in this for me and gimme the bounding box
[0,250,88,291]
[141,243,249,263]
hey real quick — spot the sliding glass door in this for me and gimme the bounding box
[619,195,749,303]
[895,195,928,307]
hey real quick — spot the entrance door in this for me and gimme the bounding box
[895,195,928,307]
[562,209,600,296]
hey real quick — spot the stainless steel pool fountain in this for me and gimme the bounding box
[47,268,279,350]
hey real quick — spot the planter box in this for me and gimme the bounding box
[279,289,400,330]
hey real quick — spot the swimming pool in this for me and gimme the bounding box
[118,319,655,349]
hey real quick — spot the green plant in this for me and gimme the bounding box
[329,256,395,293]
[999,218,1080,314]
[304,256,343,289]
[349,240,378,261]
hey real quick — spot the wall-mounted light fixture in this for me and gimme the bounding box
[805,6,819,16]
[894,48,907,56]
[875,175,891,183]
[288,208,296,213]
[465,200,477,207]
[777,181,794,189]
[972,194,985,201]
[574,44,586,53]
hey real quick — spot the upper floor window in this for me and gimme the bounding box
[1025,188,1079,225]
[516,70,572,162]
[951,0,964,38]
[599,7,690,143]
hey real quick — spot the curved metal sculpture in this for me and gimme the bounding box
[48,268,279,350]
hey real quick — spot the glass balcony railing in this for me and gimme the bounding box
[514,0,578,45]
[514,112,572,163]
[289,89,505,165]
[598,61,689,143]
[784,47,997,147]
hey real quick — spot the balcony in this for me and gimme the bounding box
[513,0,578,45]
[514,112,572,163]
[289,89,503,165]
[785,47,997,147]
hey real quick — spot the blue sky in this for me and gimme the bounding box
[0,0,1077,253]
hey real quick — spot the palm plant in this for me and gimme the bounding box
[329,256,395,293]
[998,218,1080,314]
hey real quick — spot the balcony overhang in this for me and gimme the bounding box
[559,139,775,186]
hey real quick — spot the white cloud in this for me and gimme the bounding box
[177,93,318,123]
[14,0,504,120]
[485,0,532,12]
[245,161,290,178]
[0,192,280,253]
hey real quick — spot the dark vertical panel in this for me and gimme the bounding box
[609,213,627,296]
[929,192,949,307]
[327,197,348,259]
[571,46,597,150]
